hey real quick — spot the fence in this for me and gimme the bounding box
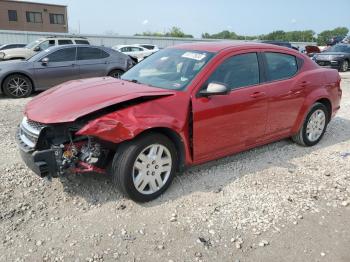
[0,30,316,49]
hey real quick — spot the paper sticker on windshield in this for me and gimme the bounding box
[182,52,206,61]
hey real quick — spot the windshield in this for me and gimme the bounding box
[25,39,42,49]
[325,45,350,53]
[121,48,214,90]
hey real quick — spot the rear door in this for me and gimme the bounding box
[76,47,110,78]
[33,47,78,89]
[262,52,306,138]
[192,52,269,162]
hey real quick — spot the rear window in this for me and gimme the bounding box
[264,52,298,81]
[77,47,109,60]
[58,39,73,45]
[75,40,90,45]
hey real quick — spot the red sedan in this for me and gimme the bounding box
[17,42,342,202]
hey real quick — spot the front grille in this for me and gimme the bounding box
[26,118,47,130]
[19,117,46,150]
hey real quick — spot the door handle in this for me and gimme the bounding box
[250,92,266,98]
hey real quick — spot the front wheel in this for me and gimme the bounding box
[108,69,124,79]
[3,74,33,98]
[292,103,329,146]
[111,133,177,202]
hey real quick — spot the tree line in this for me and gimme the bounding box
[135,27,349,45]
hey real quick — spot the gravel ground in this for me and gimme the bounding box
[0,72,350,262]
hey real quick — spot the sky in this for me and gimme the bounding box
[23,0,350,37]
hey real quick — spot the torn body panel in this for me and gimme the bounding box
[76,93,193,165]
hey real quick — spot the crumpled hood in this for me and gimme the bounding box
[25,77,176,124]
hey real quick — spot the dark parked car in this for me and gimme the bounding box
[16,42,341,202]
[0,44,26,51]
[0,45,134,98]
[327,36,345,46]
[313,44,350,72]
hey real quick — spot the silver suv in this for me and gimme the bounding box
[0,36,90,61]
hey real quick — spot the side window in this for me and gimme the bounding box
[265,52,298,81]
[45,48,76,62]
[207,53,260,90]
[77,47,109,60]
[131,47,143,52]
[38,40,55,50]
[75,40,90,45]
[120,47,128,52]
[58,40,73,45]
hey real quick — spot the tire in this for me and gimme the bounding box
[339,60,349,72]
[292,103,329,146]
[111,133,177,202]
[3,74,33,98]
[108,69,124,79]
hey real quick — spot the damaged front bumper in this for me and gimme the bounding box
[16,117,107,178]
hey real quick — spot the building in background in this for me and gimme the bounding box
[0,0,68,33]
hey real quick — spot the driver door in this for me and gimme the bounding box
[192,52,269,162]
[33,47,79,89]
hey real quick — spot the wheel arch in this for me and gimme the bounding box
[316,97,332,122]
[292,95,332,134]
[135,127,187,172]
[1,72,35,93]
[107,68,125,76]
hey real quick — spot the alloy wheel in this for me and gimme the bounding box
[7,77,30,98]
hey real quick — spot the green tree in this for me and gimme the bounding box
[135,27,193,38]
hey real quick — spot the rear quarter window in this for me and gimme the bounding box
[264,52,298,81]
[75,40,90,45]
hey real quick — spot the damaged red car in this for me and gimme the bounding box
[17,42,342,202]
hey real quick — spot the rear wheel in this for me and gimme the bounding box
[111,133,177,202]
[108,69,124,79]
[292,103,329,146]
[3,74,33,98]
[340,60,349,72]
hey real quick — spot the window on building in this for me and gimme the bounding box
[26,11,42,23]
[8,10,17,22]
[49,13,65,25]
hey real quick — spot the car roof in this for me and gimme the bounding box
[44,44,107,52]
[170,41,293,53]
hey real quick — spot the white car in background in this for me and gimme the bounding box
[112,45,157,62]
[135,44,159,52]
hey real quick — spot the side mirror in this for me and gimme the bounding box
[41,57,49,65]
[33,46,41,52]
[199,82,229,97]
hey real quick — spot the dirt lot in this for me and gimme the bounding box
[0,72,350,262]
